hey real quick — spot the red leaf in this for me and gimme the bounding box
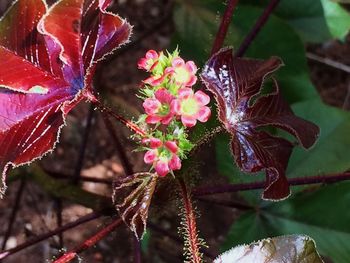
[0,0,131,195]
[201,48,319,200]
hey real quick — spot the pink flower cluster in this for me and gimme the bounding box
[137,49,211,177]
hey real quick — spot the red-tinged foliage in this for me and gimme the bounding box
[201,48,319,200]
[112,173,158,240]
[0,0,131,195]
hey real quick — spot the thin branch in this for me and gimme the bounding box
[54,198,64,248]
[195,196,252,211]
[211,0,240,55]
[53,218,123,263]
[235,0,281,57]
[48,171,113,185]
[0,212,102,260]
[1,179,26,250]
[101,113,142,262]
[306,52,350,74]
[73,104,95,184]
[192,172,350,196]
[101,113,134,175]
[178,178,203,263]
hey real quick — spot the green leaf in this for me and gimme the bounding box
[223,182,350,263]
[242,0,350,43]
[287,99,350,178]
[217,235,324,263]
[320,0,350,41]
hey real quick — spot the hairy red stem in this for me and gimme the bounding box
[0,212,102,260]
[211,0,239,55]
[235,0,280,57]
[178,178,203,263]
[193,172,350,196]
[53,218,123,263]
[95,100,146,137]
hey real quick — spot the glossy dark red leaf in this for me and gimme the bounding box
[0,0,131,195]
[113,173,158,240]
[201,48,319,200]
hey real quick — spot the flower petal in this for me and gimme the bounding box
[150,138,163,148]
[178,87,194,100]
[143,98,161,115]
[186,75,197,86]
[146,115,162,124]
[172,57,185,68]
[155,161,170,177]
[155,88,174,104]
[171,99,181,115]
[169,155,181,171]
[194,90,210,106]
[165,141,178,153]
[144,150,157,164]
[146,50,158,60]
[197,106,211,123]
[181,115,197,128]
[185,61,197,74]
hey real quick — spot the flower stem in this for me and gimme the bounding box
[211,0,240,55]
[235,0,281,57]
[178,178,203,263]
[192,172,350,196]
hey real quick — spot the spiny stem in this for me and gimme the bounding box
[0,212,102,260]
[192,172,350,196]
[211,0,240,55]
[178,178,203,263]
[53,218,123,263]
[1,179,26,250]
[235,0,281,57]
[95,100,146,137]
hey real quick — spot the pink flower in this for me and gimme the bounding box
[143,88,176,125]
[172,88,211,127]
[142,137,163,148]
[138,50,159,71]
[166,57,197,87]
[143,74,166,86]
[143,140,182,177]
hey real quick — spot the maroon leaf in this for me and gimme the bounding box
[0,0,131,195]
[112,173,158,240]
[201,48,319,200]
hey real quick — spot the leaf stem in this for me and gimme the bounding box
[0,212,102,260]
[235,0,281,57]
[178,178,203,263]
[192,172,350,196]
[53,218,123,263]
[211,0,240,55]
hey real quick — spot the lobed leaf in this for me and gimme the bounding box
[215,235,324,263]
[201,48,319,200]
[0,0,131,195]
[112,173,158,240]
